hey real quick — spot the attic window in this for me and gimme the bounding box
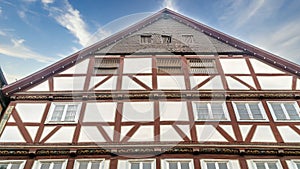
[94,58,120,74]
[182,34,194,43]
[161,35,172,43]
[188,58,217,74]
[157,58,182,74]
[141,35,152,44]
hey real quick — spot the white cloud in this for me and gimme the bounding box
[162,0,178,11]
[41,0,54,4]
[17,10,26,19]
[0,30,6,36]
[43,0,91,47]
[0,7,2,16]
[0,38,55,63]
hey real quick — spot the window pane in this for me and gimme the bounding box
[0,164,8,169]
[131,163,139,169]
[180,162,189,169]
[270,103,286,120]
[65,105,78,121]
[53,162,63,169]
[211,103,225,119]
[284,103,300,120]
[255,162,266,169]
[196,103,209,120]
[236,103,250,120]
[267,162,278,169]
[143,162,151,169]
[78,161,88,169]
[51,105,64,121]
[11,164,21,169]
[91,161,101,169]
[218,163,228,169]
[40,163,51,169]
[296,163,300,169]
[249,103,263,119]
[206,162,216,169]
[169,162,178,169]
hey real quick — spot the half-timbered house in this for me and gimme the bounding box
[1,8,300,169]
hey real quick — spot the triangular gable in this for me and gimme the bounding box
[2,8,300,95]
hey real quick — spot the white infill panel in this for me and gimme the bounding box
[78,126,106,142]
[89,76,108,89]
[239,125,252,141]
[250,58,284,74]
[25,126,39,141]
[123,58,152,74]
[46,126,76,143]
[120,125,134,141]
[40,126,56,142]
[53,76,86,91]
[160,125,183,141]
[296,79,300,90]
[16,103,46,123]
[189,76,210,89]
[84,103,117,122]
[196,125,227,142]
[135,76,152,89]
[226,76,250,90]
[220,58,250,74]
[122,76,145,90]
[102,126,114,141]
[220,125,236,140]
[59,59,89,74]
[0,126,25,142]
[251,125,276,142]
[278,126,300,143]
[7,115,15,122]
[28,80,50,91]
[177,125,191,139]
[157,76,186,89]
[128,126,154,142]
[200,75,224,90]
[94,76,118,90]
[122,102,154,122]
[236,76,256,88]
[159,102,189,121]
[257,76,292,90]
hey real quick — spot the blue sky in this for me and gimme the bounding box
[0,0,300,83]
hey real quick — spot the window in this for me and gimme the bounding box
[233,102,267,121]
[163,160,193,169]
[94,58,119,74]
[205,161,228,169]
[129,160,154,169]
[251,161,282,169]
[268,101,300,120]
[47,103,81,123]
[192,102,228,121]
[157,58,182,74]
[0,161,25,169]
[187,59,217,74]
[141,35,152,44]
[182,35,194,43]
[33,160,67,169]
[161,35,171,43]
[74,159,104,169]
[291,160,300,169]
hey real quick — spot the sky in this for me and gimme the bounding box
[0,0,300,84]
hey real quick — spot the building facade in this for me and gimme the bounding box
[1,8,300,169]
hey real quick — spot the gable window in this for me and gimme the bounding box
[182,34,194,43]
[141,35,152,44]
[47,103,81,123]
[157,58,182,74]
[163,159,193,169]
[128,160,155,169]
[94,58,120,74]
[187,59,217,74]
[232,102,267,121]
[268,101,300,121]
[0,161,25,169]
[161,35,172,43]
[249,161,282,169]
[33,160,67,169]
[192,102,228,121]
[74,159,104,169]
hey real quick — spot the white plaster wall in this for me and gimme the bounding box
[15,103,46,123]
[251,125,276,142]
[122,102,154,121]
[78,126,106,142]
[157,76,186,89]
[59,59,89,74]
[196,125,227,142]
[277,126,300,143]
[123,58,152,74]
[160,125,183,141]
[27,81,50,91]
[250,59,284,74]
[220,59,250,74]
[128,126,154,142]
[0,126,25,142]
[122,76,145,90]
[45,126,76,143]
[94,76,118,90]
[159,102,189,121]
[257,76,292,90]
[84,102,117,122]
[53,76,86,91]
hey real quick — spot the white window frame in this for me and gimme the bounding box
[247,159,282,169]
[162,159,194,169]
[267,101,300,121]
[232,101,268,121]
[74,159,105,169]
[290,160,300,169]
[0,160,26,169]
[127,159,156,169]
[200,159,234,169]
[32,159,68,169]
[46,102,82,124]
[192,101,230,121]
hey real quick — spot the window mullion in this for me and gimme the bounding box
[264,162,269,169]
[61,105,68,121]
[7,163,12,169]
[87,161,92,169]
[245,103,253,119]
[208,103,213,119]
[178,162,181,169]
[281,103,290,120]
[216,162,220,169]
[50,162,54,169]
